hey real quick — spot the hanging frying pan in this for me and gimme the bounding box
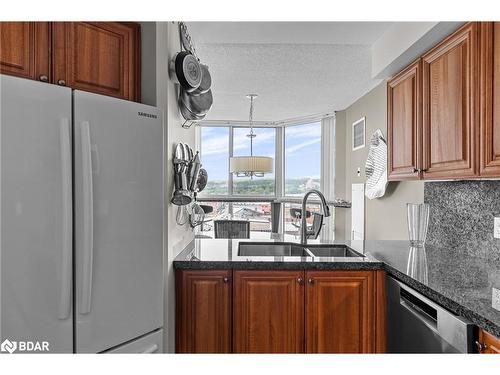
[180,88,213,116]
[170,51,202,92]
[191,64,212,96]
[179,99,206,121]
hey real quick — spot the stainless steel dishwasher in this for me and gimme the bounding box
[386,275,474,353]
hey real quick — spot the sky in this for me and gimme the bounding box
[200,122,321,182]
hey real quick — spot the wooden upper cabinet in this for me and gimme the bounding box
[52,22,140,101]
[305,271,376,353]
[0,22,51,82]
[421,22,479,179]
[175,270,232,353]
[387,60,422,180]
[479,22,500,176]
[233,270,304,353]
[478,329,500,354]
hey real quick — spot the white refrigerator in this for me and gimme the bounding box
[1,75,164,353]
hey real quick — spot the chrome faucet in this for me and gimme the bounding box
[300,189,331,245]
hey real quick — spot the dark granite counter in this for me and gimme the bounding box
[174,236,500,338]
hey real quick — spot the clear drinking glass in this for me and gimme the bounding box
[406,203,430,247]
[406,246,428,284]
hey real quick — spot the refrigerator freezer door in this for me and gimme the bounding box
[73,91,164,353]
[1,75,73,353]
[103,329,163,353]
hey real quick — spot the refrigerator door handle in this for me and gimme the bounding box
[141,344,159,353]
[58,118,73,320]
[80,121,94,315]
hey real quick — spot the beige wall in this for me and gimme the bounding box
[336,82,424,240]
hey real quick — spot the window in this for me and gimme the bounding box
[197,201,272,239]
[200,127,229,195]
[284,122,321,196]
[233,127,276,195]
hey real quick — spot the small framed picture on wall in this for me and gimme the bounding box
[352,117,366,151]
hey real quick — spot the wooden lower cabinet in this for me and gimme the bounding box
[175,270,232,353]
[477,329,500,354]
[305,270,379,353]
[176,269,385,353]
[233,270,305,353]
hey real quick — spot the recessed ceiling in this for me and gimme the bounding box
[186,22,394,122]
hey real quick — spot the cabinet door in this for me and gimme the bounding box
[478,329,500,354]
[52,22,140,101]
[387,60,422,180]
[479,22,500,176]
[305,271,376,353]
[0,22,51,82]
[233,270,304,353]
[176,270,232,353]
[422,22,479,179]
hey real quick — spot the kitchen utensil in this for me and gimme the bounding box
[187,151,201,191]
[407,203,430,247]
[178,96,206,121]
[179,88,213,116]
[191,64,212,96]
[189,202,206,228]
[170,51,202,92]
[196,168,208,192]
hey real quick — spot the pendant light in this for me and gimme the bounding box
[230,94,273,178]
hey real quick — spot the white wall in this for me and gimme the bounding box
[163,22,197,352]
[144,22,196,352]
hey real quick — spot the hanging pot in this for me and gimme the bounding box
[170,51,202,92]
[179,97,206,121]
[180,88,213,116]
[190,64,212,96]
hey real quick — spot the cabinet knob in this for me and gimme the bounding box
[223,277,230,283]
[413,167,419,173]
[308,278,314,284]
[39,74,48,82]
[297,277,303,285]
[475,340,487,353]
[57,79,66,86]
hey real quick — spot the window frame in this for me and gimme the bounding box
[196,116,336,240]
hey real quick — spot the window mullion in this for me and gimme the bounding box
[228,125,234,196]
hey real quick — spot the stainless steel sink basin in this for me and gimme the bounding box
[237,242,364,258]
[304,244,364,258]
[238,242,310,257]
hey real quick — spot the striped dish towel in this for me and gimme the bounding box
[365,129,388,199]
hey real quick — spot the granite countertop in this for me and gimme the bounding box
[174,235,500,338]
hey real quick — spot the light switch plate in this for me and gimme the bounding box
[493,288,500,312]
[495,217,500,239]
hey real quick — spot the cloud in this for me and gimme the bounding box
[285,137,321,155]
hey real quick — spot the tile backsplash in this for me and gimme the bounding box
[424,180,500,257]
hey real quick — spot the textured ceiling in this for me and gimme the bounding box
[186,22,394,122]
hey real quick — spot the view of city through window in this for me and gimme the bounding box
[198,122,323,237]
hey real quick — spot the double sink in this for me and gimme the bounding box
[238,242,364,258]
